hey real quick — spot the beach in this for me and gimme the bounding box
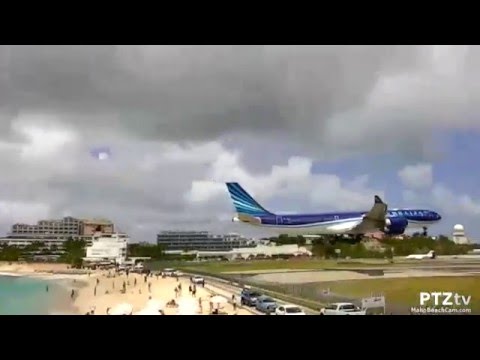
[0,262,252,315]
[71,271,252,315]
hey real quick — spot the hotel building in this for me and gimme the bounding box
[156,231,251,252]
[0,217,115,249]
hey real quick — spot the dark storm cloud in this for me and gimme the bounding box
[0,45,428,146]
[1,45,480,241]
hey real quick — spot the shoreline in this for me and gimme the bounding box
[0,262,90,315]
[1,263,251,315]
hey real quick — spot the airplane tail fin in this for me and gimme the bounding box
[225,182,274,216]
[364,195,388,223]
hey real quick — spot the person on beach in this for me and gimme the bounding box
[134,278,137,287]
[71,289,75,300]
[46,285,49,293]
[188,285,192,294]
[96,278,99,285]
[192,285,197,298]
[94,286,97,296]
[148,282,151,293]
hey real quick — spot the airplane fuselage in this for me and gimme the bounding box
[226,182,442,237]
[233,209,442,236]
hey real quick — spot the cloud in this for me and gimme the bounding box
[2,45,480,161]
[431,185,480,216]
[1,46,480,241]
[186,151,383,216]
[0,200,51,225]
[398,163,433,189]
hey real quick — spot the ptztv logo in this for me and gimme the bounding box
[420,292,471,306]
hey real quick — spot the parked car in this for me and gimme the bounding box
[240,289,262,306]
[319,302,366,315]
[255,296,278,314]
[162,268,176,276]
[191,276,204,284]
[275,304,306,315]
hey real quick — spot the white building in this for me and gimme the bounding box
[84,233,128,264]
[452,224,470,245]
[196,244,312,260]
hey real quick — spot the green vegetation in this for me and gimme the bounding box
[0,246,22,261]
[58,239,87,268]
[0,241,62,262]
[176,258,393,274]
[382,235,474,256]
[167,236,475,274]
[269,276,480,313]
[269,234,473,259]
[128,243,165,259]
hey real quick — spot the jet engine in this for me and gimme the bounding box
[383,217,408,235]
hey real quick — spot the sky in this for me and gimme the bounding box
[0,45,480,242]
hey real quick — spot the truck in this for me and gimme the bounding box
[319,302,367,315]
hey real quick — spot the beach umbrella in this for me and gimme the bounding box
[177,297,199,315]
[109,303,133,315]
[210,295,228,305]
[146,299,165,311]
[134,308,162,315]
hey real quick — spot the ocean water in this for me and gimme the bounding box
[0,275,63,315]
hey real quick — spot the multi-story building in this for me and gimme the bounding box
[11,216,82,237]
[83,233,128,264]
[156,231,251,252]
[0,217,115,249]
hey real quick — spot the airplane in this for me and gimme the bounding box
[405,250,436,260]
[225,182,442,238]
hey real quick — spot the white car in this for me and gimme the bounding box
[319,302,366,315]
[191,276,204,284]
[275,304,306,315]
[163,268,176,276]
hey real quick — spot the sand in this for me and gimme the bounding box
[0,262,252,315]
[71,271,253,315]
[0,262,81,275]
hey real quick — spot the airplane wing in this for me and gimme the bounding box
[235,213,262,225]
[349,195,388,234]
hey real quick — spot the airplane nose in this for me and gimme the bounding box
[435,213,442,221]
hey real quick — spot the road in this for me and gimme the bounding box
[183,272,318,315]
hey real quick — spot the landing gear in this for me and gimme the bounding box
[422,227,428,237]
[347,234,363,242]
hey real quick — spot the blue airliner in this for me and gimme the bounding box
[226,182,442,237]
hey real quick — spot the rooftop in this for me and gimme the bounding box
[81,219,113,225]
